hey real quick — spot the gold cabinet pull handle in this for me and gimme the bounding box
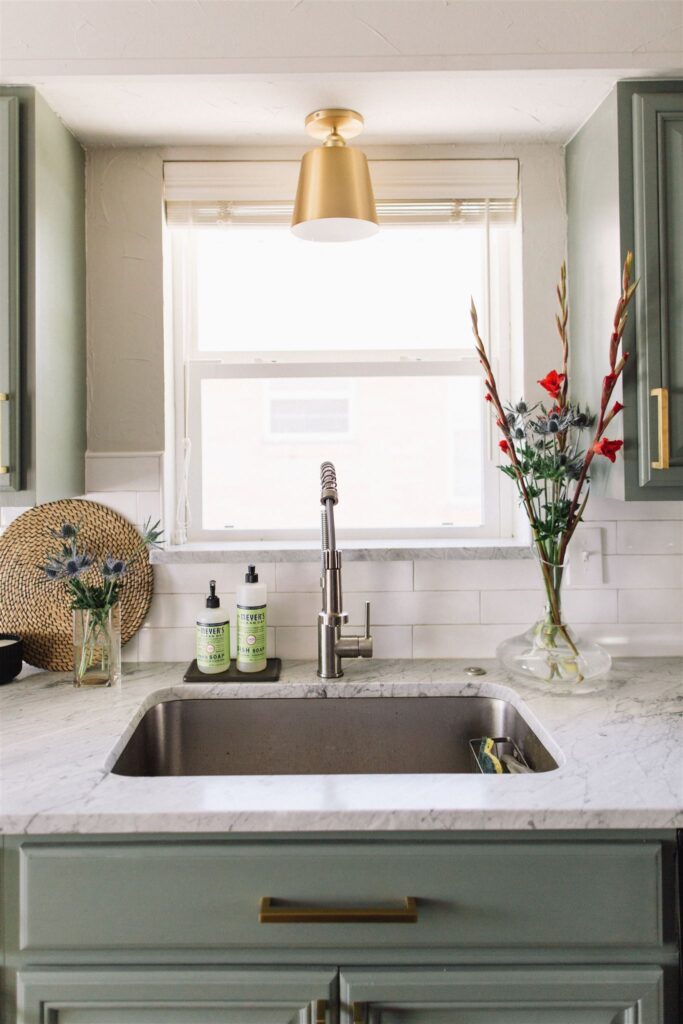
[315,1000,327,1024]
[650,387,670,469]
[0,393,8,474]
[259,896,417,924]
[352,1003,366,1024]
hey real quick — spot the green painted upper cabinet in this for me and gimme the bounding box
[567,80,683,501]
[0,87,85,506]
[0,98,20,492]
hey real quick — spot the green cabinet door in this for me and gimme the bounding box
[632,91,683,490]
[17,967,337,1024]
[340,967,664,1024]
[0,96,20,493]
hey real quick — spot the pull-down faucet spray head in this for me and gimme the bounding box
[320,461,339,505]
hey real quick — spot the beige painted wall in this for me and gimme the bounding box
[85,141,565,453]
[86,148,164,451]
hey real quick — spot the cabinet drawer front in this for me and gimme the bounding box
[19,839,662,952]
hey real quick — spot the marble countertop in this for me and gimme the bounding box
[0,658,681,834]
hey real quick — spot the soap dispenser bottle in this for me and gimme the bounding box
[196,580,230,674]
[236,565,267,673]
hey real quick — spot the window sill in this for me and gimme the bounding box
[150,539,532,564]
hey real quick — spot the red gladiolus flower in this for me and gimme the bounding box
[499,439,510,455]
[612,401,624,415]
[592,438,623,463]
[537,370,565,399]
[602,372,618,393]
[484,393,492,402]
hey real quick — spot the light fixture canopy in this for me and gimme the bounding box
[291,108,379,242]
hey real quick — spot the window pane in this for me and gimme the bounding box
[200,375,483,531]
[195,226,484,353]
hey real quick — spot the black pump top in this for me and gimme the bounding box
[245,564,258,583]
[206,579,220,608]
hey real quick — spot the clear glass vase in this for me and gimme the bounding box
[73,604,121,687]
[497,554,611,692]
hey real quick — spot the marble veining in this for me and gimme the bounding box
[151,541,532,564]
[0,658,681,834]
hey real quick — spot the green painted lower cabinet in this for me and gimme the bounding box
[17,968,336,1024]
[341,967,665,1023]
[1,834,679,1024]
[14,965,664,1024]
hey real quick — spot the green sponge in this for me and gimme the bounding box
[478,737,504,774]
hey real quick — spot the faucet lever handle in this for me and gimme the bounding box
[364,601,371,640]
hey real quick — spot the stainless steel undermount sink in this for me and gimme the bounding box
[111,696,558,777]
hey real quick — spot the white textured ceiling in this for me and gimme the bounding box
[1,0,681,146]
[23,72,627,146]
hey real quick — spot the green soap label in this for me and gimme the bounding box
[236,604,267,663]
[196,620,230,669]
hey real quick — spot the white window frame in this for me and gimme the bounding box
[165,160,518,544]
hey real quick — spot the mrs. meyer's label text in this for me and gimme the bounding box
[236,604,267,664]
[196,620,230,669]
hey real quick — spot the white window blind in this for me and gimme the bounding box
[166,198,516,228]
[164,159,519,227]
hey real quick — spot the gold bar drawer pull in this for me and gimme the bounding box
[259,896,417,924]
[650,386,670,470]
[0,393,9,475]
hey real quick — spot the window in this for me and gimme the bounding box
[166,160,517,542]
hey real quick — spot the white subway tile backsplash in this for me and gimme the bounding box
[274,625,412,660]
[481,589,618,624]
[145,593,229,629]
[604,555,683,589]
[121,634,139,663]
[274,626,317,660]
[617,520,683,555]
[138,626,195,662]
[0,505,30,527]
[346,590,479,626]
[72,453,683,661]
[82,490,138,523]
[583,497,683,521]
[413,624,527,659]
[275,561,413,593]
[137,624,274,661]
[153,562,277,594]
[136,490,162,528]
[480,590,540,624]
[275,562,320,592]
[369,626,413,658]
[577,622,683,656]
[344,561,413,592]
[415,559,540,591]
[269,592,321,627]
[85,454,161,492]
[618,589,683,624]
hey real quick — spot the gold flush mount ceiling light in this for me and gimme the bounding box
[291,109,379,242]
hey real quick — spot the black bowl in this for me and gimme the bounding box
[0,633,23,684]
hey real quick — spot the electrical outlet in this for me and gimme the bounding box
[567,527,604,586]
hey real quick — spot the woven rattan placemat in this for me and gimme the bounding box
[0,499,154,671]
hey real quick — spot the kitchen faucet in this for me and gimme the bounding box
[318,461,373,679]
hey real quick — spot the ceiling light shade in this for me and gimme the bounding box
[291,109,378,242]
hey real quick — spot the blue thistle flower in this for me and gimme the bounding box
[102,556,127,578]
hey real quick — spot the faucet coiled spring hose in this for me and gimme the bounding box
[320,462,338,555]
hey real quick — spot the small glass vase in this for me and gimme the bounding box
[73,603,121,687]
[497,554,611,693]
